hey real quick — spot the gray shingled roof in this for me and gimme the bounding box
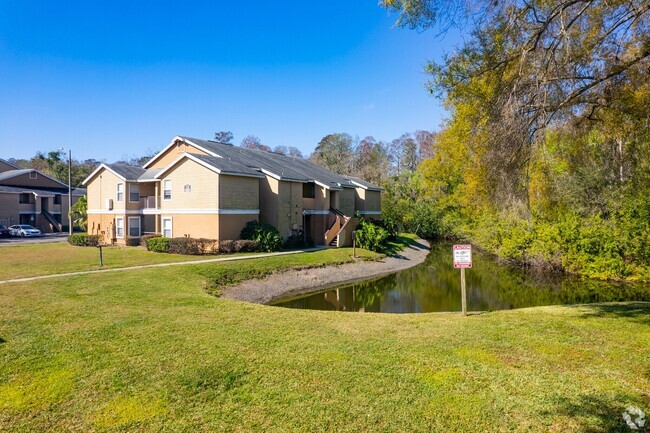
[346,176,384,191]
[137,168,162,181]
[0,184,85,196]
[107,164,146,181]
[0,158,20,169]
[180,136,372,190]
[0,169,35,182]
[191,154,264,178]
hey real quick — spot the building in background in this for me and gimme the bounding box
[0,158,85,232]
[83,136,382,246]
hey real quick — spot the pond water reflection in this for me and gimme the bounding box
[272,242,650,313]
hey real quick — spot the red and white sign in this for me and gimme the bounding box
[453,244,472,268]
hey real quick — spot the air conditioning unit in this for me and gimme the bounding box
[106,198,113,210]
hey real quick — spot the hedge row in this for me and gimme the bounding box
[68,233,101,247]
[146,237,259,255]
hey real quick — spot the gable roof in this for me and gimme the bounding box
[180,136,374,190]
[0,158,20,171]
[142,136,220,169]
[0,169,69,188]
[154,153,263,179]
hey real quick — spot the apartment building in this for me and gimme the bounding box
[83,136,382,246]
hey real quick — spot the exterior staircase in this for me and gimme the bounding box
[41,210,61,232]
[325,208,352,247]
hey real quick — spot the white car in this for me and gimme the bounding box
[9,225,42,237]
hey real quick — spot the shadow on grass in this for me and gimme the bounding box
[383,236,429,257]
[0,336,5,344]
[573,302,650,325]
[545,394,644,433]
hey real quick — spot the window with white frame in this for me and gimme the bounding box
[115,217,124,238]
[129,183,140,202]
[128,217,140,237]
[117,183,124,202]
[163,179,172,200]
[162,217,172,238]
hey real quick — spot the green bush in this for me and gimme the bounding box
[167,238,219,255]
[354,218,390,252]
[140,234,161,247]
[147,237,171,253]
[240,221,283,252]
[67,233,100,247]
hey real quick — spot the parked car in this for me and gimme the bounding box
[9,225,42,237]
[0,224,10,238]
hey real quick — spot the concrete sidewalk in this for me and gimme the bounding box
[0,247,327,285]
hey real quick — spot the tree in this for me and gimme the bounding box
[241,135,271,152]
[214,131,234,144]
[311,133,354,174]
[355,136,390,185]
[287,147,304,158]
[69,196,88,231]
[389,133,419,175]
[415,130,436,160]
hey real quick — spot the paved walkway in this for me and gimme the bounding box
[0,247,327,285]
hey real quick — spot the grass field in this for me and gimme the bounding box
[0,242,383,281]
[0,240,648,432]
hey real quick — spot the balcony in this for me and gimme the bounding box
[141,196,157,209]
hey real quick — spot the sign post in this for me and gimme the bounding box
[453,244,472,315]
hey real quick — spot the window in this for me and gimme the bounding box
[302,182,315,198]
[163,179,172,200]
[115,217,124,238]
[19,193,31,204]
[29,171,37,179]
[162,217,172,238]
[128,217,141,237]
[117,183,124,202]
[129,183,140,202]
[54,194,61,205]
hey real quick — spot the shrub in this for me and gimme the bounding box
[219,240,235,254]
[147,236,171,253]
[140,233,161,247]
[68,233,100,247]
[125,237,140,247]
[233,240,259,253]
[354,218,390,252]
[240,221,282,252]
[167,238,219,255]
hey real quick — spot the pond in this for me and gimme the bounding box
[272,242,650,313]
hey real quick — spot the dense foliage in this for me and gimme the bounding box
[240,221,283,252]
[378,0,650,281]
[354,218,390,253]
[68,233,100,247]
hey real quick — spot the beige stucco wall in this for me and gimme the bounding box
[0,192,19,226]
[365,190,381,212]
[161,214,219,240]
[219,175,259,209]
[259,176,279,228]
[88,213,119,244]
[339,188,355,216]
[219,214,257,240]
[302,184,329,211]
[276,180,303,239]
[159,158,219,211]
[146,141,210,169]
[354,188,366,212]
[86,168,126,212]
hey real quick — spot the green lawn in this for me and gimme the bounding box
[0,243,381,281]
[0,256,648,432]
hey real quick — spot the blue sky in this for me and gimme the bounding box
[0,1,457,162]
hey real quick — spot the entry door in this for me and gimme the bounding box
[41,197,48,211]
